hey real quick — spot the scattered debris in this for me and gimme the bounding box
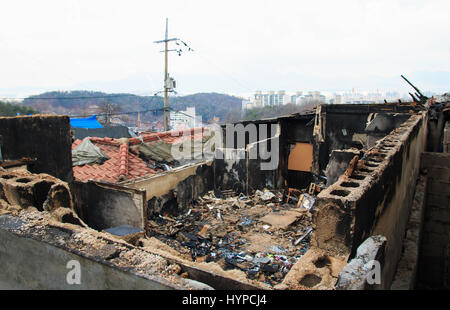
[146,189,314,287]
[255,189,276,201]
[103,225,145,246]
[344,155,359,178]
[298,194,316,211]
[294,226,313,246]
[260,211,301,229]
[308,183,322,195]
[286,188,301,204]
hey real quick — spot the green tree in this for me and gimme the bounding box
[0,101,39,116]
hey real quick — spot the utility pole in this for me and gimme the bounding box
[154,18,193,131]
[163,18,169,131]
[104,99,112,126]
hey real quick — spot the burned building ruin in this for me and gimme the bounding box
[0,96,449,290]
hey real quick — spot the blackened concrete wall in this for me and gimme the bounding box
[214,148,247,193]
[125,162,213,203]
[325,149,361,187]
[390,174,427,289]
[214,123,281,194]
[314,104,415,174]
[147,163,214,218]
[72,180,146,230]
[247,124,281,190]
[280,116,314,145]
[444,121,449,153]
[312,112,428,289]
[0,115,73,182]
[417,152,450,289]
[121,162,214,221]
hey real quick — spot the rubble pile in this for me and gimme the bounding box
[147,188,315,287]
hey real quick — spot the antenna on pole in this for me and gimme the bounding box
[154,18,193,131]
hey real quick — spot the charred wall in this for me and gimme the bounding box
[0,115,73,182]
[247,147,278,191]
[214,122,282,194]
[147,163,214,218]
[315,104,416,175]
[417,152,450,289]
[72,180,146,230]
[390,174,427,290]
[0,168,212,290]
[222,119,278,149]
[312,112,427,289]
[214,148,247,193]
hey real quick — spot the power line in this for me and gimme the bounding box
[69,91,164,118]
[69,107,165,118]
[0,92,164,101]
[154,18,193,131]
[69,106,197,119]
[1,89,203,122]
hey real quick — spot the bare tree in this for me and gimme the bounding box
[96,100,122,126]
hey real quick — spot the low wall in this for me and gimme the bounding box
[0,169,213,290]
[390,174,427,289]
[0,214,210,290]
[121,162,213,219]
[72,180,146,230]
[124,161,213,201]
[417,152,450,289]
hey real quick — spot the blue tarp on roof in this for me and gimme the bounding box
[70,115,103,129]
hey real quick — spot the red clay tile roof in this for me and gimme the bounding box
[119,142,128,179]
[130,127,206,146]
[73,138,156,184]
[72,127,207,184]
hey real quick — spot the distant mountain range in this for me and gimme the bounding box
[21,91,243,124]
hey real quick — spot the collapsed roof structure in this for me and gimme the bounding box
[0,96,449,290]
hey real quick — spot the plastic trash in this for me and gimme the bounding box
[256,189,276,201]
[269,245,286,254]
[253,257,271,265]
[299,193,316,211]
[294,226,313,245]
[244,255,253,262]
[240,217,253,226]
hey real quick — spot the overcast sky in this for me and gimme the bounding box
[0,0,449,98]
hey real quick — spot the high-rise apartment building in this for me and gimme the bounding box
[170,107,197,129]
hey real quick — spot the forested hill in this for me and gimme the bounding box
[0,101,38,116]
[22,91,243,123]
[170,93,243,122]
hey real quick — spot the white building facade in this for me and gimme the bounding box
[170,107,198,129]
